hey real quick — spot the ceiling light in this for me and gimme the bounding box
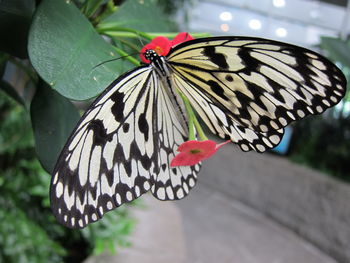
[219,11,233,21]
[273,0,285,7]
[275,27,287,37]
[220,23,230,32]
[249,19,262,30]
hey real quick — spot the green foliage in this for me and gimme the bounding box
[290,114,350,182]
[0,92,66,262]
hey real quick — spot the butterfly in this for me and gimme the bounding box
[50,34,346,228]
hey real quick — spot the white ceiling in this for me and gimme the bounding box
[179,0,350,48]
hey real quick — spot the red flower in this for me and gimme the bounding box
[140,36,171,63]
[171,32,194,46]
[140,33,194,63]
[170,140,230,167]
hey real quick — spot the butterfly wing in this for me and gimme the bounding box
[50,66,199,229]
[151,74,200,201]
[171,72,285,152]
[167,36,346,152]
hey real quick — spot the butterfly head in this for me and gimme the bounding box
[143,49,160,63]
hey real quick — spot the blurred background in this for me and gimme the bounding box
[0,0,350,263]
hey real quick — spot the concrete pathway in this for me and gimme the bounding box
[85,148,339,263]
[177,185,336,263]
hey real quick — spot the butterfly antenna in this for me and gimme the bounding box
[92,53,139,70]
[136,32,145,47]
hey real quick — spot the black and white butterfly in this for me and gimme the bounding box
[51,36,346,228]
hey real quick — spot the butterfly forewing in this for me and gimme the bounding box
[167,37,346,151]
[51,66,200,228]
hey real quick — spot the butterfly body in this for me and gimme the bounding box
[51,36,346,228]
[144,49,188,129]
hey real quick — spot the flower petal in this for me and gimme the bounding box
[171,152,203,167]
[216,140,231,150]
[177,140,216,153]
[151,36,171,55]
[171,140,230,167]
[171,32,194,46]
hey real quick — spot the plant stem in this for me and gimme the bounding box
[193,115,208,140]
[96,24,211,40]
[178,91,208,141]
[97,24,154,40]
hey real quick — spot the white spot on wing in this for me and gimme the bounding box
[157,188,166,200]
[103,134,117,170]
[116,194,121,205]
[126,191,133,201]
[64,186,75,210]
[56,181,63,198]
[143,181,150,190]
[78,130,93,186]
[330,96,338,103]
[176,188,184,199]
[166,186,174,199]
[92,213,97,221]
[53,172,59,184]
[241,144,249,151]
[189,178,195,187]
[89,146,101,186]
[270,135,280,144]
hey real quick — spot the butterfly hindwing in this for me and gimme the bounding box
[151,74,200,200]
[50,66,200,228]
[171,72,284,152]
[168,37,346,151]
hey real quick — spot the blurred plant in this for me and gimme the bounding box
[290,115,350,182]
[0,0,196,262]
[0,92,66,262]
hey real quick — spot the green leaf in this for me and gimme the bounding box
[0,0,35,58]
[28,0,132,100]
[103,0,176,32]
[30,81,80,173]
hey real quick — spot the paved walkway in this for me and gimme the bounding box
[85,148,338,263]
